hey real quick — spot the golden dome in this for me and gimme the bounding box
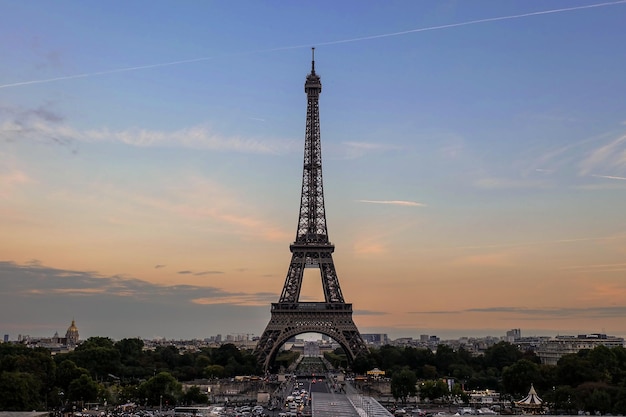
[65,319,79,346]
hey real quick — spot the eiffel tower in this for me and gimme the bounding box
[254,49,368,372]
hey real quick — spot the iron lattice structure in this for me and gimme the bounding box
[254,50,368,372]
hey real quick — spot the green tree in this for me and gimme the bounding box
[138,371,183,406]
[557,352,599,387]
[115,338,144,363]
[483,342,522,370]
[435,345,456,375]
[67,374,100,403]
[56,360,90,392]
[419,379,449,403]
[182,385,209,405]
[0,371,42,410]
[204,365,225,379]
[391,368,417,404]
[502,359,542,396]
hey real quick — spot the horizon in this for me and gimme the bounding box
[8,321,625,344]
[2,1,626,342]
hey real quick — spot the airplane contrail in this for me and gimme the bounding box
[1,0,625,89]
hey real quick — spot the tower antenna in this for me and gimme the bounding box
[311,47,316,74]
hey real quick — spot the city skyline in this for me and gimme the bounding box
[2,1,626,342]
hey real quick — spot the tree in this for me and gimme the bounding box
[56,360,90,391]
[0,371,42,410]
[502,359,542,396]
[182,385,209,405]
[557,352,599,387]
[204,365,225,379]
[435,345,456,375]
[67,374,100,403]
[352,354,375,375]
[391,368,417,404]
[115,338,144,361]
[483,342,522,370]
[419,379,449,403]
[138,371,183,406]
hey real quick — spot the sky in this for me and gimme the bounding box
[2,0,626,343]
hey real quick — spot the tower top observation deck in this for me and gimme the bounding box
[305,47,321,96]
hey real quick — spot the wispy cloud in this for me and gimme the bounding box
[591,174,626,181]
[354,309,387,316]
[455,233,626,250]
[357,199,425,207]
[2,1,624,89]
[579,134,626,175]
[473,177,550,189]
[0,104,295,154]
[192,292,277,306]
[0,169,33,198]
[559,263,626,273]
[342,141,401,159]
[409,305,626,320]
[452,251,520,267]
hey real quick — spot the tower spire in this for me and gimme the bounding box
[311,47,316,74]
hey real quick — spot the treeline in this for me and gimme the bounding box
[335,342,626,415]
[4,337,626,414]
[0,337,259,411]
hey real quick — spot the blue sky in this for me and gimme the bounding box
[1,0,626,342]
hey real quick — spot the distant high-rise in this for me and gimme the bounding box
[506,328,521,341]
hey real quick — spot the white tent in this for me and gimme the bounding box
[515,384,544,413]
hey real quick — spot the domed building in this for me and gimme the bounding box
[65,319,79,347]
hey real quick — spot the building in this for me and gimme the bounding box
[65,319,80,347]
[536,333,625,365]
[361,333,389,346]
[505,329,521,341]
[15,319,80,353]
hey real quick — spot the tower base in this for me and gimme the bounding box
[254,302,368,372]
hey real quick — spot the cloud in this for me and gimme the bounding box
[0,104,294,154]
[409,305,626,320]
[353,241,387,255]
[354,309,387,316]
[452,251,519,267]
[342,141,401,159]
[2,1,624,89]
[357,199,425,207]
[177,270,224,275]
[522,131,626,183]
[455,233,626,250]
[0,260,273,306]
[580,134,626,176]
[473,177,550,189]
[591,174,626,181]
[192,291,277,307]
[559,262,626,274]
[0,259,277,338]
[0,103,64,124]
[0,169,33,198]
